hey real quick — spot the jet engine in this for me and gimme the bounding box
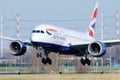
[88,41,106,57]
[9,40,27,56]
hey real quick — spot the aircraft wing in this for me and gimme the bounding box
[0,36,33,46]
[0,36,17,41]
[102,39,120,47]
[70,39,120,50]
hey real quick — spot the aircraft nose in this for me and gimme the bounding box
[30,33,37,42]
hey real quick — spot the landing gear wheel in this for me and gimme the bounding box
[81,58,85,65]
[81,58,91,66]
[46,58,52,65]
[36,53,42,57]
[42,58,47,65]
[86,58,91,65]
[42,58,52,65]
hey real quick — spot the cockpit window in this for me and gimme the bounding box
[32,30,36,33]
[36,30,40,33]
[32,30,44,34]
[41,30,44,33]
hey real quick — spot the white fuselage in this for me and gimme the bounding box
[30,24,95,48]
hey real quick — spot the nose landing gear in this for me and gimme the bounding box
[36,47,52,65]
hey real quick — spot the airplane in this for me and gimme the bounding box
[1,2,120,65]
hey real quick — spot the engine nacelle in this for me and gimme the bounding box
[9,40,27,56]
[88,41,106,57]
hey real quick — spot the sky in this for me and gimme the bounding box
[0,0,119,18]
[0,0,120,48]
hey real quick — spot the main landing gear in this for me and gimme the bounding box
[36,47,52,65]
[41,57,52,65]
[81,58,91,65]
[80,50,91,65]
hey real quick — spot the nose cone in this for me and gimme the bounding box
[30,33,38,42]
[30,32,49,43]
[30,33,52,47]
[30,33,41,46]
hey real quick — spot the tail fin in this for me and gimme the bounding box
[87,2,99,37]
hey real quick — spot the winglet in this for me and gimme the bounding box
[87,2,99,37]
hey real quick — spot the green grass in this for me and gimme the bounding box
[0,74,120,80]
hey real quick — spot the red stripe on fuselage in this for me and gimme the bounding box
[46,28,57,32]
